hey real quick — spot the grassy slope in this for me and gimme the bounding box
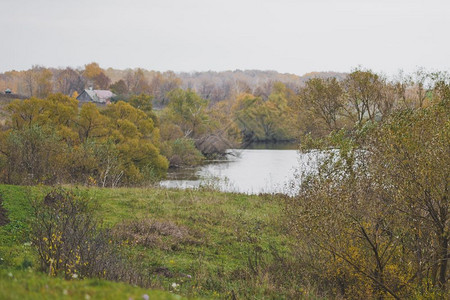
[0,269,179,300]
[0,185,292,299]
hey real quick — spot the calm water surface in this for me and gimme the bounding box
[160,146,320,195]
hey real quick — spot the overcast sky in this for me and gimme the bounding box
[1,0,449,75]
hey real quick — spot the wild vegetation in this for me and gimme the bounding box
[0,185,293,299]
[286,104,449,298]
[0,94,168,186]
[0,64,448,299]
[1,64,446,168]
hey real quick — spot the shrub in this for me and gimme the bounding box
[160,138,204,167]
[31,188,105,278]
[30,187,156,287]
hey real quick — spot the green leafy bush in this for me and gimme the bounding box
[160,138,204,167]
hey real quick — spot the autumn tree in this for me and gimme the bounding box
[110,79,128,96]
[76,102,109,142]
[208,98,242,146]
[125,69,150,95]
[368,98,449,293]
[231,93,262,141]
[164,88,209,138]
[83,62,111,89]
[7,94,78,132]
[83,62,103,80]
[127,94,158,126]
[410,68,430,108]
[35,67,53,98]
[0,125,68,184]
[377,80,397,120]
[149,71,182,106]
[343,68,383,125]
[300,77,343,131]
[2,94,78,183]
[21,66,53,97]
[103,101,168,183]
[93,72,111,89]
[22,69,35,96]
[286,95,449,298]
[232,83,296,142]
[54,67,85,95]
[286,134,413,299]
[157,89,209,166]
[0,94,168,186]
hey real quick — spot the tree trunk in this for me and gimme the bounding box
[438,235,448,290]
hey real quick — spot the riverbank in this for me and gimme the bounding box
[0,185,302,299]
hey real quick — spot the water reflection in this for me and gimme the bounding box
[160,147,320,195]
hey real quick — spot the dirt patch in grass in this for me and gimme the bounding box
[0,194,10,226]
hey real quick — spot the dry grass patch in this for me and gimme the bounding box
[112,218,201,250]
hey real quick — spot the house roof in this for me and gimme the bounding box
[80,89,116,103]
[94,90,115,101]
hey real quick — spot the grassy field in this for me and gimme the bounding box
[0,269,180,300]
[0,185,299,299]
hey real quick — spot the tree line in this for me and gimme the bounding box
[0,63,346,105]
[0,64,448,186]
[1,64,440,141]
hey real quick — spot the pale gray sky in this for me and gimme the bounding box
[1,0,449,75]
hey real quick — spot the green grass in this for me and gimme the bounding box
[0,269,181,300]
[95,188,290,290]
[0,184,294,299]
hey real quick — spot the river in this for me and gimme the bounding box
[159,144,321,195]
